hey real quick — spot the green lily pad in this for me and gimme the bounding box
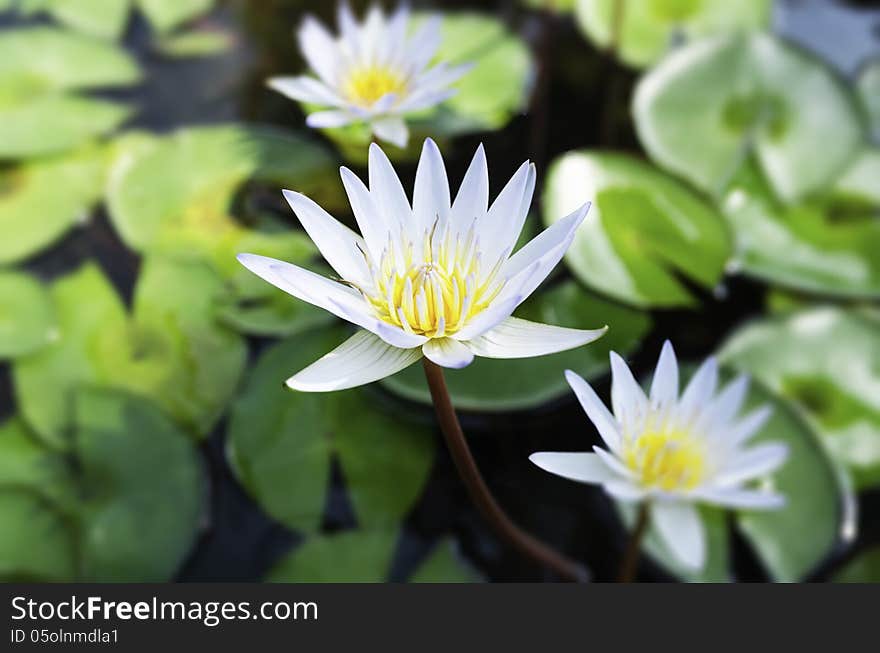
[382,280,649,411]
[542,151,731,307]
[0,27,140,158]
[633,33,864,203]
[267,532,477,583]
[618,503,730,582]
[137,0,213,34]
[0,490,76,581]
[0,418,72,506]
[73,388,205,581]
[834,548,880,583]
[23,0,131,40]
[719,307,880,489]
[733,377,853,582]
[575,0,770,68]
[0,146,107,264]
[721,162,880,299]
[14,259,246,446]
[227,326,434,533]
[857,59,880,140]
[832,147,880,209]
[156,28,233,58]
[0,271,56,359]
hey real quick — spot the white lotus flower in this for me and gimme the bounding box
[268,2,472,148]
[237,138,606,392]
[530,342,789,570]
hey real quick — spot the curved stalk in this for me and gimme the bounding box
[617,502,650,583]
[422,358,589,582]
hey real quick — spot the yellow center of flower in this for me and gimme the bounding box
[623,429,707,492]
[342,65,408,108]
[360,222,506,338]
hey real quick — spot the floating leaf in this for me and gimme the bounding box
[228,326,434,533]
[267,531,477,582]
[832,147,880,209]
[575,0,769,68]
[733,377,853,582]
[542,151,731,307]
[73,388,205,581]
[720,307,880,489]
[0,27,140,157]
[156,28,233,58]
[633,33,864,203]
[834,548,880,583]
[0,271,56,359]
[0,490,76,581]
[23,0,131,40]
[857,58,880,140]
[0,418,72,505]
[0,146,106,264]
[14,259,246,445]
[382,280,649,411]
[137,0,213,34]
[722,163,880,298]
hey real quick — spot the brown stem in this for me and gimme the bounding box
[422,358,588,582]
[618,502,650,583]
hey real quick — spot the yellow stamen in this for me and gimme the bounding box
[342,65,407,108]
[360,222,505,338]
[623,429,707,492]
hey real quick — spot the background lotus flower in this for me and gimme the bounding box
[531,341,789,570]
[268,2,473,148]
[238,138,606,392]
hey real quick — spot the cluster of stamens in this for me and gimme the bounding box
[358,220,507,338]
[622,426,708,492]
[342,65,408,108]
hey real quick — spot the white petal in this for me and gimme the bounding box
[650,340,679,412]
[413,138,451,232]
[267,76,342,105]
[699,375,750,431]
[451,144,488,229]
[281,190,369,284]
[603,480,646,501]
[500,202,589,299]
[695,487,785,510]
[396,86,457,112]
[371,115,409,148]
[337,0,359,46]
[298,16,339,85]
[480,160,531,259]
[652,501,705,570]
[368,142,413,232]
[678,356,718,423]
[449,291,523,342]
[236,253,425,349]
[422,337,474,369]
[610,351,648,432]
[466,317,606,359]
[406,15,441,73]
[727,405,773,447]
[565,370,622,453]
[411,61,473,93]
[306,110,356,128]
[339,166,388,259]
[594,446,635,479]
[529,452,618,485]
[287,330,422,392]
[715,443,789,487]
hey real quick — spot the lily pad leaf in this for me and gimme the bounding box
[0,418,73,506]
[14,259,246,446]
[156,28,233,58]
[137,0,213,34]
[834,548,880,583]
[543,151,731,307]
[0,27,140,157]
[575,0,770,68]
[267,531,477,583]
[0,490,76,581]
[73,388,205,581]
[227,326,434,533]
[23,0,131,40]
[732,376,853,582]
[719,307,880,489]
[0,271,56,359]
[831,147,880,209]
[383,280,650,411]
[857,58,880,141]
[0,146,107,264]
[722,163,880,298]
[633,33,864,203]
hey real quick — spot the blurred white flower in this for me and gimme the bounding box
[237,138,605,391]
[268,2,472,148]
[530,342,789,569]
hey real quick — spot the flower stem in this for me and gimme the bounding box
[618,502,650,583]
[421,358,589,582]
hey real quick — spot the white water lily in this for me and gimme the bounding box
[530,342,789,570]
[268,2,472,148]
[237,138,605,392]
